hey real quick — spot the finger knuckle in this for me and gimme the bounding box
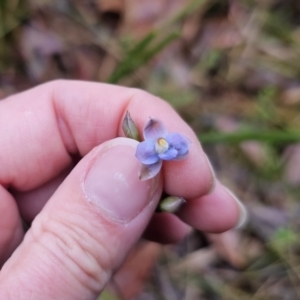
[32,214,113,293]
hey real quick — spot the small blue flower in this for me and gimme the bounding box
[136,118,190,180]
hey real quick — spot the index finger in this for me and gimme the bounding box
[0,80,214,199]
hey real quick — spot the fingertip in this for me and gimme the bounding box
[163,147,216,199]
[177,182,243,233]
[223,187,248,229]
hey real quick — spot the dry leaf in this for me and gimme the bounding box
[281,87,300,105]
[240,141,269,167]
[248,204,289,240]
[122,0,190,37]
[207,230,246,269]
[20,22,64,80]
[283,144,300,185]
[171,248,218,273]
[97,0,125,14]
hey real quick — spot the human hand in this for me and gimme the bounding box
[0,80,246,299]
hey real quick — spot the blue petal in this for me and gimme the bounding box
[139,160,162,181]
[136,141,159,165]
[143,118,167,142]
[172,152,189,161]
[165,133,190,156]
[158,148,178,160]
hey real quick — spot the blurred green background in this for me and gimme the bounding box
[2,0,300,299]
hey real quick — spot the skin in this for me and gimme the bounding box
[0,80,241,299]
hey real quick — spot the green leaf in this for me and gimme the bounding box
[109,31,179,84]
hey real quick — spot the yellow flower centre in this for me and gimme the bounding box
[155,138,169,154]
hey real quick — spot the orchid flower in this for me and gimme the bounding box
[135,118,190,180]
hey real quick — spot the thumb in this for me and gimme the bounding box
[0,138,162,299]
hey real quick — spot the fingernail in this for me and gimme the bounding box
[224,187,248,228]
[205,155,216,194]
[83,138,160,223]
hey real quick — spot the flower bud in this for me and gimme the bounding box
[158,196,186,213]
[122,111,140,141]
